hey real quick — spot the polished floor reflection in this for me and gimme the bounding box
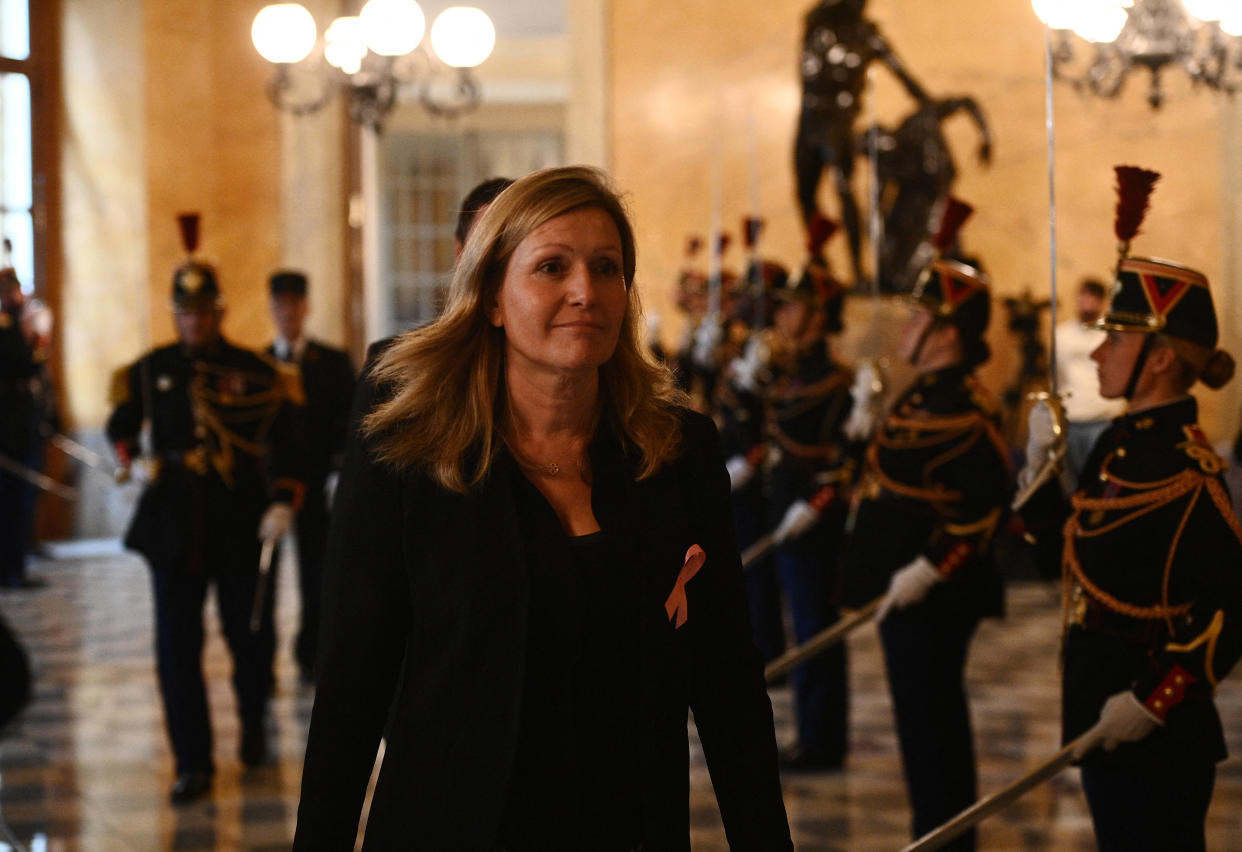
[1,545,1240,850]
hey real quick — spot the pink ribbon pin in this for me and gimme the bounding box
[664,544,706,629]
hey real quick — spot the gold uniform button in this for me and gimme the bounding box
[1163,687,1175,697]
[1153,700,1164,710]
[1116,448,1127,458]
[1174,675,1186,685]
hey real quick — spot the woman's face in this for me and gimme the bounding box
[490,205,628,379]
[1091,329,1147,399]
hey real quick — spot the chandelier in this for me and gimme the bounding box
[1031,0,1242,108]
[251,0,496,132]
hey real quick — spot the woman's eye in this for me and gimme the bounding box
[594,258,622,277]
[537,259,564,275]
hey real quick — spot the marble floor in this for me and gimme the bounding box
[1,543,1241,851]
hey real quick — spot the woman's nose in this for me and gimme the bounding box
[565,262,596,304]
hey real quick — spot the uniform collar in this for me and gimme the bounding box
[275,336,307,362]
[1117,395,1197,433]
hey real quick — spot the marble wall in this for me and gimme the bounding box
[610,0,1240,442]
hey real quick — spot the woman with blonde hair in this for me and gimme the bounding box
[294,166,792,851]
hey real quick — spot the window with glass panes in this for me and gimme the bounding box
[378,129,563,336]
[0,0,33,291]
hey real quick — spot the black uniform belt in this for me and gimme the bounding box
[1069,590,1168,646]
[158,448,212,475]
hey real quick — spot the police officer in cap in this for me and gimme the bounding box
[840,200,1008,850]
[1019,167,1242,852]
[107,216,307,803]
[267,270,355,683]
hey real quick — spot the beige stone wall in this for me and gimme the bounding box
[60,0,330,429]
[610,0,1239,442]
[61,0,147,427]
[142,0,284,352]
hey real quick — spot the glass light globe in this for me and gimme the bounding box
[1031,0,1086,30]
[359,0,426,57]
[1073,4,1128,42]
[252,3,317,64]
[1182,0,1227,22]
[325,16,368,72]
[430,7,496,68]
[1221,4,1242,34]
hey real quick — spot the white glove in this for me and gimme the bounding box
[843,360,883,441]
[1072,691,1162,759]
[1018,399,1059,489]
[691,317,724,369]
[324,471,340,510]
[129,456,160,485]
[773,499,819,544]
[725,454,755,492]
[877,555,943,620]
[729,336,769,394]
[258,502,294,543]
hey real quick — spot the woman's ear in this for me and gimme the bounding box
[488,294,503,328]
[1147,342,1178,376]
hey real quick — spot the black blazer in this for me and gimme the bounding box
[268,339,356,483]
[294,382,792,850]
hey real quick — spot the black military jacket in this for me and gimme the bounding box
[1023,396,1242,767]
[267,339,355,484]
[764,336,855,511]
[0,305,54,459]
[841,364,1008,612]
[106,338,306,569]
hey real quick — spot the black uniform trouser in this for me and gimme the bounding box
[292,477,329,675]
[150,562,276,774]
[1081,759,1214,852]
[880,598,980,851]
[0,463,34,586]
[733,480,783,662]
[772,506,848,763]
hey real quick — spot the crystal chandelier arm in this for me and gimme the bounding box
[1086,43,1129,100]
[266,65,337,117]
[418,68,482,120]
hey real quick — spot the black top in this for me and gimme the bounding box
[293,402,793,851]
[499,473,641,851]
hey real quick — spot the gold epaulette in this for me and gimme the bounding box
[1177,424,1226,475]
[109,364,132,406]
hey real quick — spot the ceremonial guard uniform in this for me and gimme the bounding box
[0,268,56,589]
[266,271,356,681]
[841,248,1007,850]
[716,259,787,663]
[1019,169,1242,851]
[107,243,305,803]
[763,263,855,770]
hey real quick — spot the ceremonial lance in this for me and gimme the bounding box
[249,537,276,633]
[1011,27,1066,511]
[898,736,1086,851]
[764,597,882,683]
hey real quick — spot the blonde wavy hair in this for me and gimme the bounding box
[363,165,687,493]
